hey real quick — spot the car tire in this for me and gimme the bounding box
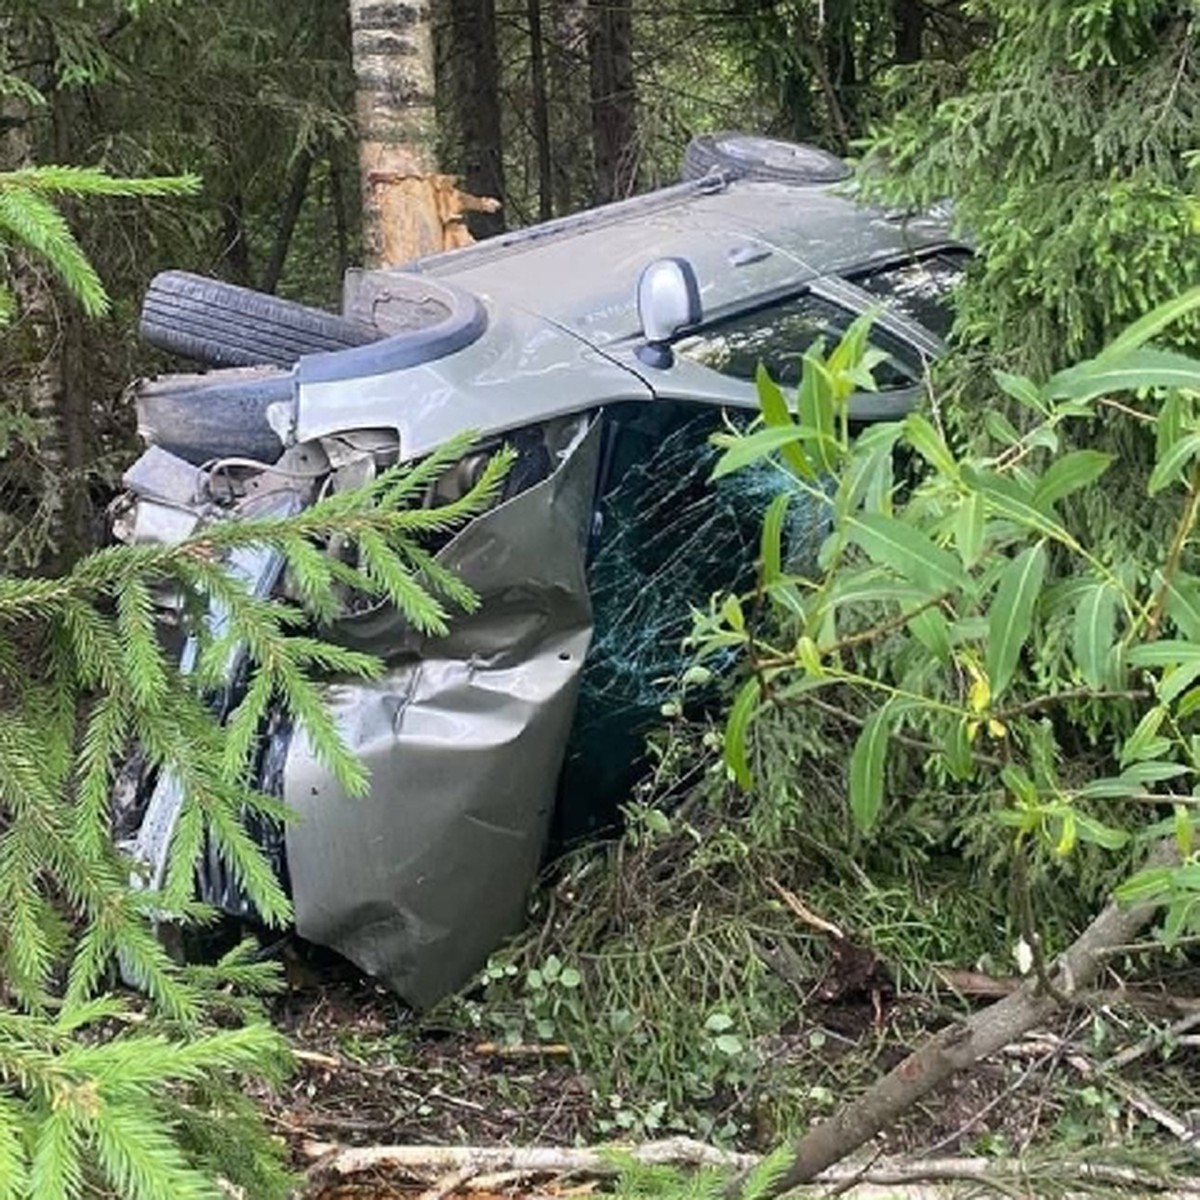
[134,367,294,465]
[140,271,381,369]
[681,132,851,185]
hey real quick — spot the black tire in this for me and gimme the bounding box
[140,271,381,369]
[681,132,851,185]
[134,367,293,465]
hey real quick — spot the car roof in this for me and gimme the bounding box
[358,177,959,347]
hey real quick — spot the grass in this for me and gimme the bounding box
[437,705,1031,1142]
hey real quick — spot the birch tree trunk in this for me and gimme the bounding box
[348,0,443,265]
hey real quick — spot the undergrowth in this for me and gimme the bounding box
[446,704,1041,1143]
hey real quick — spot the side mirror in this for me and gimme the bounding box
[635,257,701,369]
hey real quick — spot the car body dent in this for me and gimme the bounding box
[281,415,599,1004]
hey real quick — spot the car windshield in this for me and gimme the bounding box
[850,250,968,339]
[674,292,914,390]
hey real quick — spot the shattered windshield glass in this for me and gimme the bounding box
[556,401,828,838]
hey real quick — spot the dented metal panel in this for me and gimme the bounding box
[282,417,599,1006]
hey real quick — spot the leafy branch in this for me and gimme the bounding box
[698,287,1200,907]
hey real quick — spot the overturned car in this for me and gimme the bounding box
[114,134,966,1006]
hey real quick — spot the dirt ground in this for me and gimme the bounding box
[258,944,1200,1200]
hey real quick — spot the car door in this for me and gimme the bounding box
[556,254,965,839]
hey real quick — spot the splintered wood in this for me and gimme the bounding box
[366,165,500,263]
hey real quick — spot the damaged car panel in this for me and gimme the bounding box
[283,416,597,1006]
[115,139,968,1006]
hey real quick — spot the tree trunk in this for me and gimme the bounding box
[587,0,637,204]
[220,187,252,284]
[0,20,87,569]
[548,0,589,214]
[329,146,353,282]
[348,0,442,265]
[261,149,313,294]
[444,0,506,238]
[821,0,857,150]
[892,0,924,63]
[49,88,90,566]
[528,0,553,221]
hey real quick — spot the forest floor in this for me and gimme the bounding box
[259,950,1200,1199]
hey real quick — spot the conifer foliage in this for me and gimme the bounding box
[0,167,199,325]
[859,0,1200,373]
[0,169,511,1197]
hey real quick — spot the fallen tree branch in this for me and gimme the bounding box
[760,840,1177,1194]
[1104,1009,1200,1072]
[301,1138,1200,1196]
[1055,1037,1200,1153]
[473,1041,571,1058]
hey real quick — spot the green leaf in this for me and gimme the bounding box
[1121,761,1191,786]
[1156,576,1200,643]
[984,410,1023,447]
[907,606,951,661]
[713,1033,744,1056]
[710,423,825,480]
[1032,450,1113,508]
[1160,659,1200,705]
[1097,286,1200,359]
[1080,761,1191,798]
[944,718,975,781]
[798,352,838,470]
[1072,812,1130,851]
[1047,347,1200,403]
[1149,432,1200,496]
[1157,392,1188,462]
[1120,707,1169,767]
[760,492,790,584]
[756,363,815,480]
[1114,866,1176,905]
[724,678,760,788]
[903,413,958,478]
[1072,582,1118,690]
[963,468,1074,545]
[1176,805,1195,858]
[826,573,931,611]
[850,703,897,834]
[993,370,1049,416]
[847,513,966,594]
[954,491,986,569]
[986,543,1047,699]
[1128,640,1200,668]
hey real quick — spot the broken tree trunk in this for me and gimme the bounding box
[349,0,501,264]
[348,0,441,265]
[762,841,1176,1195]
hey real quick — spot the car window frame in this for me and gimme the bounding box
[666,279,930,400]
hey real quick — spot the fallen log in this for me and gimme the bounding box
[761,840,1176,1195]
[301,1137,1200,1198]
